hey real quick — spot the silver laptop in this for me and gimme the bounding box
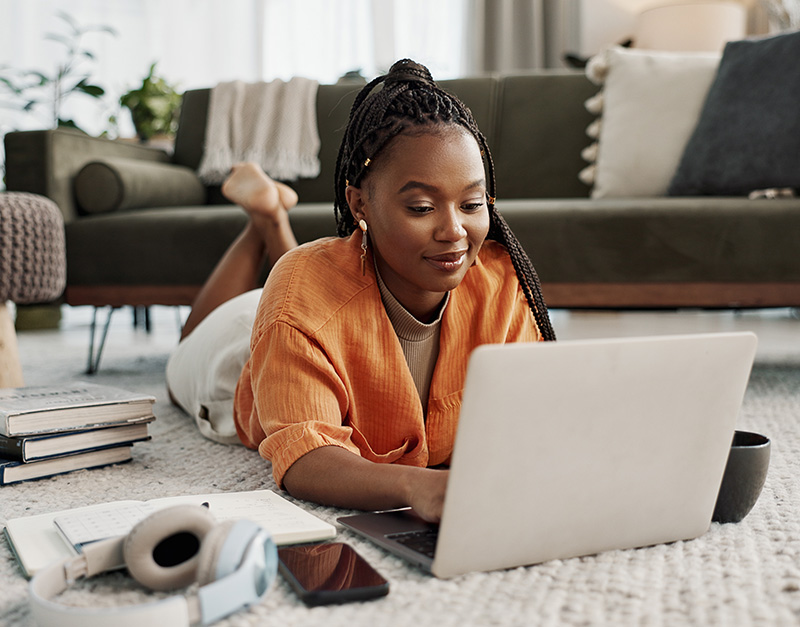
[338,332,758,578]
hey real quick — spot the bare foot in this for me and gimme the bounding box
[275,180,299,211]
[221,162,298,218]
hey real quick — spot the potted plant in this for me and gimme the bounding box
[120,62,181,143]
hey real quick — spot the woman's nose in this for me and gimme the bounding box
[437,208,468,241]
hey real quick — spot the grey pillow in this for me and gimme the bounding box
[74,157,206,214]
[668,30,800,196]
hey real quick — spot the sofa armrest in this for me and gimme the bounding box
[4,128,171,222]
[73,157,206,214]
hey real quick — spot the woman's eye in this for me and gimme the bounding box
[408,205,434,213]
[461,203,485,212]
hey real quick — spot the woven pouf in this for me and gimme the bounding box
[0,192,66,388]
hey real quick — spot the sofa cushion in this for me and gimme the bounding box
[495,73,596,199]
[74,156,206,214]
[496,197,800,283]
[582,46,719,198]
[669,30,800,196]
[65,203,337,287]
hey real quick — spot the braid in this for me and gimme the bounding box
[488,210,556,341]
[333,59,556,341]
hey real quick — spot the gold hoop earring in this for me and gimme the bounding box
[359,219,368,275]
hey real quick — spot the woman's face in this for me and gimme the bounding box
[347,125,490,322]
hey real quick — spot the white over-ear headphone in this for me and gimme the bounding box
[29,504,278,627]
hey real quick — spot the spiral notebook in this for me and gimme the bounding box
[5,489,336,577]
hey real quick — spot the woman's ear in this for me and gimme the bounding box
[345,185,367,223]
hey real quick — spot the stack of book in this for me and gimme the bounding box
[0,382,155,485]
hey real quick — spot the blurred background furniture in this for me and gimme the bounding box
[4,55,800,366]
[5,68,800,311]
[634,1,748,51]
[0,192,66,388]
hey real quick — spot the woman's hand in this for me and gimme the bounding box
[405,467,449,523]
[283,446,450,521]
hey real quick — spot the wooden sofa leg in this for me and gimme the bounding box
[0,302,25,388]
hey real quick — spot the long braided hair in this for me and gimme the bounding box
[333,59,556,341]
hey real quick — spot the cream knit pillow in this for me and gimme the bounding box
[580,46,720,198]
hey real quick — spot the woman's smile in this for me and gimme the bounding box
[425,249,468,272]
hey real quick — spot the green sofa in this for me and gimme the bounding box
[5,70,800,313]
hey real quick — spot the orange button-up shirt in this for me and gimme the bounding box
[233,233,541,486]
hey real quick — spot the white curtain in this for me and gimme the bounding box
[466,0,576,73]
[0,0,468,140]
[468,0,545,72]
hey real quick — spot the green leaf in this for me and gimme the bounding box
[55,11,80,35]
[0,77,21,94]
[75,82,105,97]
[44,33,71,48]
[119,92,140,109]
[23,70,50,86]
[57,118,80,129]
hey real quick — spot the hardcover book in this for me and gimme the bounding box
[0,445,133,486]
[0,382,155,437]
[0,420,153,462]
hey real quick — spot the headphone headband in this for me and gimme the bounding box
[29,506,277,627]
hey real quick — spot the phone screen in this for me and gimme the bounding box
[278,543,389,605]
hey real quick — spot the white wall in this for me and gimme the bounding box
[576,0,766,56]
[579,0,650,55]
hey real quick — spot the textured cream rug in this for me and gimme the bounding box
[2,308,800,626]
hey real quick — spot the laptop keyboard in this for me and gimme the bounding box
[387,528,439,558]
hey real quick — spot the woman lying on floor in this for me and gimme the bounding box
[167,59,556,523]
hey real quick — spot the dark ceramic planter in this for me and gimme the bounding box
[712,430,770,524]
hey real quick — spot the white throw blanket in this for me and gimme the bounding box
[197,77,321,183]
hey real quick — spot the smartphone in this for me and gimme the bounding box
[278,542,389,606]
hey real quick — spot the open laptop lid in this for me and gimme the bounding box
[431,332,757,578]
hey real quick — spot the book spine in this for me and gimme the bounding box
[0,456,19,484]
[0,415,12,438]
[0,436,24,461]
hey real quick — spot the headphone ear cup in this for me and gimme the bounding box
[124,504,216,592]
[195,519,239,586]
